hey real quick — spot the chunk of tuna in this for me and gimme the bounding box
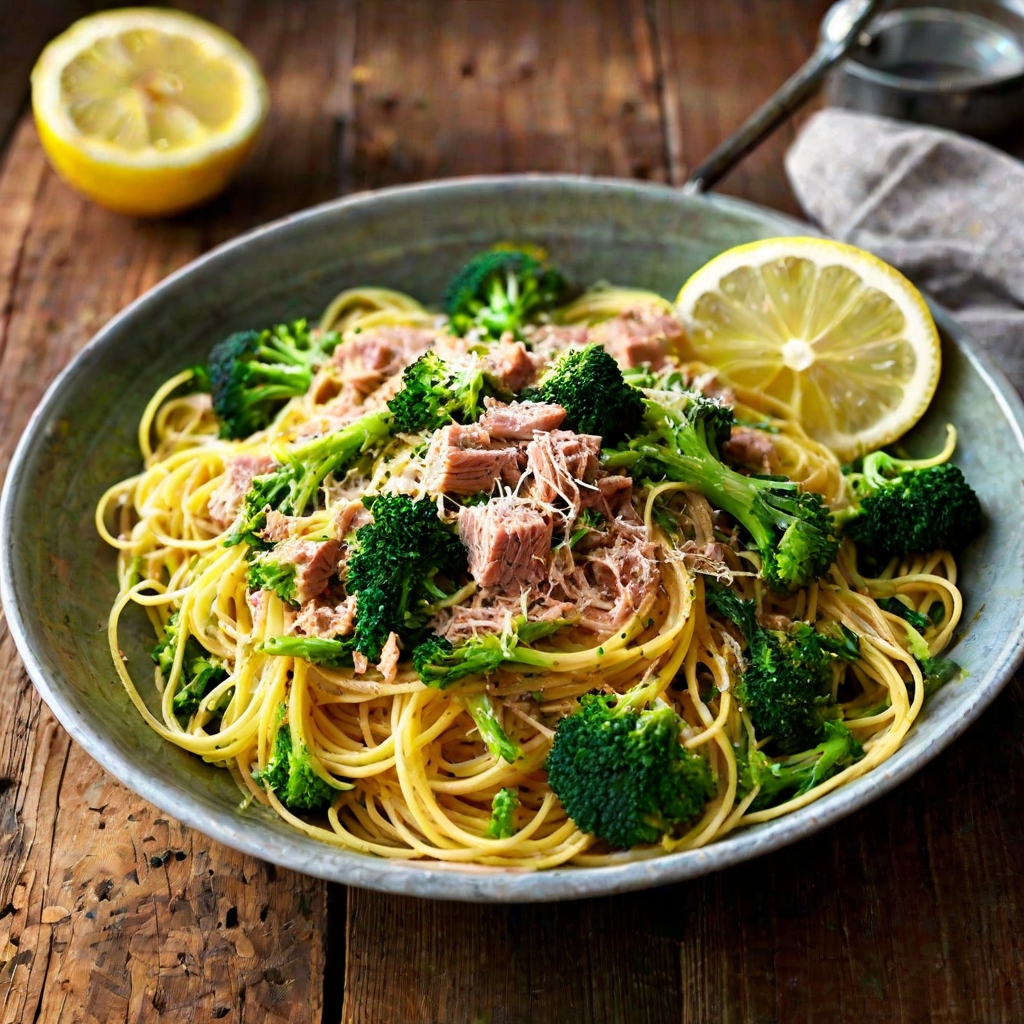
[480,399,567,440]
[580,474,634,519]
[524,430,601,507]
[588,309,686,370]
[721,427,777,474]
[273,538,342,604]
[208,453,276,528]
[331,326,436,381]
[424,424,519,496]
[458,498,553,592]
[334,499,372,538]
[482,340,538,391]
[259,510,293,543]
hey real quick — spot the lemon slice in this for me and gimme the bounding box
[31,8,268,217]
[675,237,941,461]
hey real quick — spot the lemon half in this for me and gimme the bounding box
[675,237,941,461]
[31,8,268,217]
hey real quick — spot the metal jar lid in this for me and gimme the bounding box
[822,0,1024,137]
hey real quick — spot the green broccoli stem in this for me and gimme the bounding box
[411,619,572,688]
[861,426,957,489]
[461,692,521,763]
[282,410,393,513]
[629,437,789,558]
[259,635,356,667]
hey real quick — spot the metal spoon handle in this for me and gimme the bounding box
[683,0,888,194]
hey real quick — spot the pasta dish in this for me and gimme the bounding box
[96,243,981,868]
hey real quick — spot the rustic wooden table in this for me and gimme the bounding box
[2,2,1023,1021]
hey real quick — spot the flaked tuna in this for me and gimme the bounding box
[424,423,519,495]
[551,523,660,632]
[292,594,358,639]
[481,339,538,391]
[334,499,373,546]
[721,427,777,474]
[580,474,635,520]
[208,453,276,528]
[524,430,601,509]
[458,497,553,592]
[376,631,402,685]
[259,509,294,543]
[480,399,567,440]
[273,538,342,604]
[588,309,686,370]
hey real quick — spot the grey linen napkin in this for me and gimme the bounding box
[786,108,1024,389]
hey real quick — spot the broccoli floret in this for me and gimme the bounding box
[485,788,520,839]
[247,552,298,605]
[841,444,981,560]
[544,685,715,849]
[605,391,838,591]
[151,611,229,719]
[738,719,863,810]
[252,704,336,812]
[386,352,487,433]
[533,344,645,443]
[209,320,339,439]
[347,494,468,661]
[444,244,566,339]
[706,586,859,752]
[411,616,573,688]
[259,498,467,665]
[224,410,393,546]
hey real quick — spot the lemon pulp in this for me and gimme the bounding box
[676,238,941,461]
[32,9,267,216]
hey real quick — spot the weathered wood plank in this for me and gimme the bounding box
[671,677,1024,1023]
[653,0,832,215]
[344,889,682,1024]
[0,2,359,1021]
[346,0,667,188]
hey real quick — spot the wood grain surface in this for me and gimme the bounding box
[1,2,1022,1023]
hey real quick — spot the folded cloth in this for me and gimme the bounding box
[786,108,1024,389]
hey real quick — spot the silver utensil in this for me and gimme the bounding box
[684,0,890,193]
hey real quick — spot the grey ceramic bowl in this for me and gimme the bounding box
[4,176,1024,903]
